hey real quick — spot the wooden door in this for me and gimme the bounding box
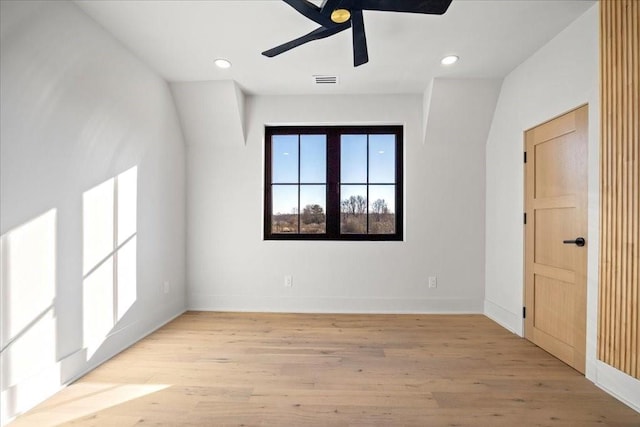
[524,105,588,373]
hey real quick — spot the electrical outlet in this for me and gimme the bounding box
[428,276,437,288]
[163,281,170,294]
[284,275,293,288]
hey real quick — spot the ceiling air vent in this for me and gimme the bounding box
[313,75,338,85]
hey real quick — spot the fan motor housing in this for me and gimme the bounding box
[331,9,351,24]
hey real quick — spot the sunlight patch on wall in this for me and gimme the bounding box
[117,236,136,320]
[82,167,138,358]
[82,258,114,355]
[83,178,114,277]
[116,167,137,320]
[0,209,57,424]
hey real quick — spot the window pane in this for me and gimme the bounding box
[272,135,298,183]
[369,134,396,183]
[300,135,326,183]
[300,185,326,234]
[369,185,395,234]
[340,134,367,183]
[272,185,298,233]
[340,185,367,234]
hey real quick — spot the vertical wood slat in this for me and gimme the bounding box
[599,0,640,379]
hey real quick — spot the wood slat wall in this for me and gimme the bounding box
[599,0,640,379]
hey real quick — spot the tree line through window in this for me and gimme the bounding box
[265,126,403,241]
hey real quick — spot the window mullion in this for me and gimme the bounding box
[396,131,403,240]
[297,134,301,234]
[264,130,273,239]
[326,129,340,237]
[366,133,370,235]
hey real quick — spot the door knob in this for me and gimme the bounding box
[563,237,585,247]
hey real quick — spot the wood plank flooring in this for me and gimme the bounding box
[11,312,640,426]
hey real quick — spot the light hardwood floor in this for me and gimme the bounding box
[11,312,640,426]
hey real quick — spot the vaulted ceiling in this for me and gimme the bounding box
[76,0,595,95]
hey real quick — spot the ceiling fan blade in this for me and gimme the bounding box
[283,0,335,27]
[355,0,452,15]
[320,0,344,16]
[262,24,350,58]
[351,9,369,66]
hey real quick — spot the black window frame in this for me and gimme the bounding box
[264,125,403,241]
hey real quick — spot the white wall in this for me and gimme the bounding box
[0,1,187,423]
[484,3,640,411]
[181,81,498,314]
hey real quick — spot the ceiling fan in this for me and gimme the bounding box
[262,0,453,67]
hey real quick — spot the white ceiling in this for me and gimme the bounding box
[75,0,595,95]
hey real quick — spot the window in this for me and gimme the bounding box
[264,126,403,240]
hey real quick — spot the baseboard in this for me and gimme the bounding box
[594,361,640,413]
[187,293,484,314]
[483,298,522,336]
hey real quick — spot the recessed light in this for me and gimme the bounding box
[441,55,459,65]
[214,58,232,69]
[283,152,289,156]
[378,150,385,154]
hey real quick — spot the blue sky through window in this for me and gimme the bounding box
[272,135,298,183]
[272,185,297,215]
[272,133,396,215]
[300,135,326,182]
[369,134,395,183]
[272,134,326,214]
[341,135,367,183]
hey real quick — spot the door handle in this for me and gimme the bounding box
[563,237,585,247]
